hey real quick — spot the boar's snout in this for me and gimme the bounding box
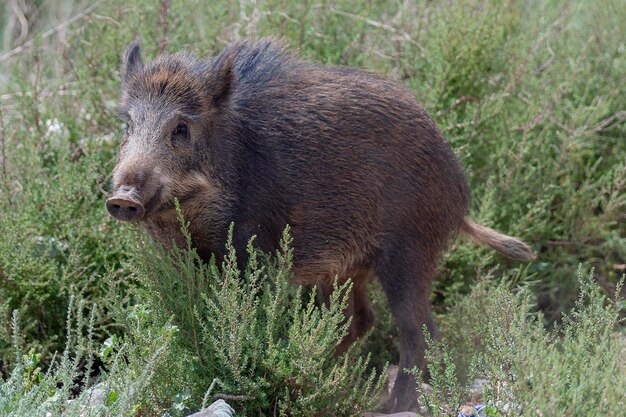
[106,187,145,221]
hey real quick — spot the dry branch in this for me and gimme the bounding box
[585,111,626,135]
[328,6,429,58]
[158,0,171,55]
[546,238,595,246]
[0,0,107,62]
[0,107,6,181]
[515,94,564,131]
[9,0,30,46]
[437,96,481,117]
[213,393,255,402]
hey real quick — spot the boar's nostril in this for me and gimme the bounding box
[106,194,145,222]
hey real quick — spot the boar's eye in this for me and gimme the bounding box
[172,123,189,141]
[122,122,133,138]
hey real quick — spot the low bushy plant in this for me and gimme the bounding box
[0,140,137,370]
[414,266,625,417]
[132,211,385,416]
[0,0,624,414]
[0,296,176,417]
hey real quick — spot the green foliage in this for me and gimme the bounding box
[412,333,471,417]
[0,0,624,414]
[415,266,626,417]
[416,0,626,315]
[0,118,138,367]
[135,216,385,416]
[0,297,175,417]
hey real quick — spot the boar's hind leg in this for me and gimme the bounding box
[375,248,436,412]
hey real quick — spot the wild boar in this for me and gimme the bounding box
[106,39,535,412]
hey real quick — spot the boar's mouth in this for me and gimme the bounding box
[141,185,165,216]
[141,187,200,217]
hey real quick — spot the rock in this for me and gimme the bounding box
[381,365,399,404]
[458,403,487,417]
[78,382,108,409]
[469,378,487,402]
[187,400,235,417]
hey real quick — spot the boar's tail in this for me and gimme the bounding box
[460,219,536,261]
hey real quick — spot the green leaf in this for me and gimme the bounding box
[100,335,117,360]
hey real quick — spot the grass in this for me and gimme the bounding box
[0,0,624,415]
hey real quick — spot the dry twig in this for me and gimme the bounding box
[213,393,255,402]
[585,111,626,135]
[437,96,480,117]
[514,93,564,131]
[158,0,171,55]
[0,0,107,62]
[0,107,7,181]
[546,238,594,246]
[444,121,475,131]
[328,6,429,59]
[9,0,30,46]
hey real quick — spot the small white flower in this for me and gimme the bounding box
[45,118,64,135]
[43,118,70,147]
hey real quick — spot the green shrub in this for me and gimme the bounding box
[1,0,623,356]
[415,266,626,417]
[0,114,138,369]
[0,0,624,413]
[0,296,175,417]
[132,213,385,416]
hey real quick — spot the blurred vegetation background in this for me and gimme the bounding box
[0,0,624,415]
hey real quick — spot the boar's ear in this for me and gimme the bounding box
[207,50,235,107]
[122,42,143,81]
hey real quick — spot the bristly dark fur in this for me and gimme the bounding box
[109,38,535,412]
